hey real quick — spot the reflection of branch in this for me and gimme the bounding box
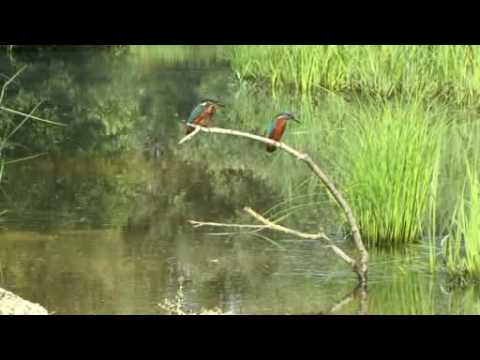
[358,284,368,315]
[327,283,368,315]
[327,289,357,314]
[179,124,368,283]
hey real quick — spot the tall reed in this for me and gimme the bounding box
[445,159,480,278]
[334,101,444,248]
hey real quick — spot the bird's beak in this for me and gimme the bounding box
[292,117,301,124]
[216,102,225,107]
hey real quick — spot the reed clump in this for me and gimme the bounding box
[225,45,480,106]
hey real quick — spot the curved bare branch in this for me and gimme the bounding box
[179,124,368,284]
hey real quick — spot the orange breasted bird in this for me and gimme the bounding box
[185,99,224,135]
[265,112,300,152]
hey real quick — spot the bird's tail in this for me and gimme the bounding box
[266,144,276,152]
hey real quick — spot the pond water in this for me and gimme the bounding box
[0,46,479,314]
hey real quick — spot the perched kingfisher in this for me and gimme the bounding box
[185,99,224,135]
[265,112,300,152]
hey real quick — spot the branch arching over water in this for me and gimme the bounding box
[179,124,368,284]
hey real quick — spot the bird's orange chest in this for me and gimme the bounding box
[271,118,287,140]
[194,105,215,125]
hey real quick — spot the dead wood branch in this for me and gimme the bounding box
[189,208,353,263]
[188,219,268,230]
[243,207,356,267]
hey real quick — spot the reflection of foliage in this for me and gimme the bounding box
[2,150,279,234]
[2,155,149,230]
[0,47,230,157]
[0,50,143,155]
[445,286,480,314]
[369,272,436,315]
[129,45,226,67]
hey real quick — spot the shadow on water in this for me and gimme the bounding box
[1,46,480,314]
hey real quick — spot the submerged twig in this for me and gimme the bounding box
[180,124,368,284]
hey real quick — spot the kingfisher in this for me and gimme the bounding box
[185,99,224,135]
[265,112,300,152]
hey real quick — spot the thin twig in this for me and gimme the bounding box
[188,208,356,267]
[244,206,328,240]
[243,207,356,268]
[189,219,268,229]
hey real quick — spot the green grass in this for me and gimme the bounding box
[173,45,480,278]
[445,159,480,278]
[336,100,445,248]
[225,45,480,106]
[129,45,225,66]
[214,87,446,248]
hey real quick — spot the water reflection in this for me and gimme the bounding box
[2,151,480,314]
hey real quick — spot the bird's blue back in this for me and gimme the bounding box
[266,119,276,137]
[187,103,206,124]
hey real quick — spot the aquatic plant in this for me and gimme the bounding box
[158,283,232,315]
[444,159,480,279]
[129,45,225,67]
[222,88,445,248]
[335,101,445,248]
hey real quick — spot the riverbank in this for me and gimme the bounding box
[0,287,48,315]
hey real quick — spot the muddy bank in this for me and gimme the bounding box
[0,287,48,315]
